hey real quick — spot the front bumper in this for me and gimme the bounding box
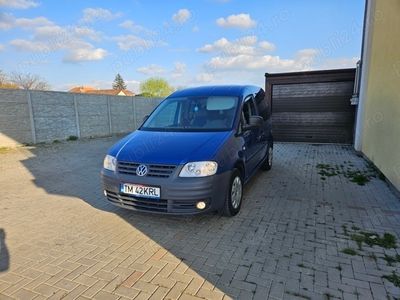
[101,168,231,215]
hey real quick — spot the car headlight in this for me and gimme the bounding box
[179,161,218,177]
[103,155,117,172]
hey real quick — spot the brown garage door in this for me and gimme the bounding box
[265,69,356,144]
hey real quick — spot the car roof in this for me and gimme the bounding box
[168,85,262,99]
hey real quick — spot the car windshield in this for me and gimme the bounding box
[141,96,239,132]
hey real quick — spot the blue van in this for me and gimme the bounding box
[101,85,273,216]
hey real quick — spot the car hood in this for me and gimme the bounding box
[110,130,232,165]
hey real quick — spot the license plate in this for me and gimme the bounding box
[120,183,160,199]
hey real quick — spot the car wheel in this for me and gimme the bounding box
[220,169,243,217]
[261,144,273,171]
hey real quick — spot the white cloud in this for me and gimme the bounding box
[172,9,191,24]
[10,39,51,52]
[119,20,155,35]
[113,34,158,50]
[11,36,108,63]
[199,37,320,73]
[125,79,141,93]
[198,36,262,56]
[198,36,276,57]
[80,8,121,23]
[136,64,165,75]
[0,13,15,30]
[0,13,54,30]
[317,57,359,69]
[63,46,108,63]
[8,16,108,63]
[0,0,38,9]
[73,26,102,41]
[196,72,214,83]
[33,24,64,37]
[15,16,53,27]
[0,44,5,51]
[206,54,294,71]
[259,41,276,51]
[216,13,256,29]
[194,53,358,89]
[171,62,186,78]
[192,26,199,32]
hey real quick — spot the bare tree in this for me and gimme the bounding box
[0,70,19,89]
[10,72,50,90]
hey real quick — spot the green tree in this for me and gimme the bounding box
[140,77,174,97]
[112,73,127,90]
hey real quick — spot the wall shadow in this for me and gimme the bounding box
[0,229,9,273]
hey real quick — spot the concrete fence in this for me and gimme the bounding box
[0,89,163,147]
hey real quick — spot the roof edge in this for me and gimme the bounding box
[265,68,356,77]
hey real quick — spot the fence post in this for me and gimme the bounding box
[27,91,36,144]
[73,94,81,138]
[107,96,112,135]
[132,96,137,130]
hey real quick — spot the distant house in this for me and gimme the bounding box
[69,86,135,96]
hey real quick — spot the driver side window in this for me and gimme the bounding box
[242,96,257,125]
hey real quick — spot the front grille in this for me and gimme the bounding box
[117,162,176,178]
[105,190,168,212]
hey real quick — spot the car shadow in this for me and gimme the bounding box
[15,137,285,298]
[0,229,9,273]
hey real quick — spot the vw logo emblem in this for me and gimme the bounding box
[136,164,148,176]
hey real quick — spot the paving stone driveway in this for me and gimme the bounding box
[1,137,400,300]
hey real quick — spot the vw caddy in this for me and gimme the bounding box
[101,85,273,216]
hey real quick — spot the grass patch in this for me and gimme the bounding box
[348,173,370,185]
[361,232,396,249]
[53,139,60,143]
[382,272,400,287]
[351,234,364,250]
[316,160,383,186]
[383,254,400,266]
[341,248,358,256]
[316,164,338,177]
[67,135,78,141]
[349,231,397,249]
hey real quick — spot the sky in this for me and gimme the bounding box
[0,0,365,93]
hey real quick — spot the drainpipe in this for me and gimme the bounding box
[354,0,374,151]
[350,60,361,106]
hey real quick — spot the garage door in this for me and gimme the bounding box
[266,69,356,144]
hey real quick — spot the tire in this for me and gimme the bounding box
[261,143,273,171]
[219,169,243,217]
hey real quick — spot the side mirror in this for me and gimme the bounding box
[242,116,263,131]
